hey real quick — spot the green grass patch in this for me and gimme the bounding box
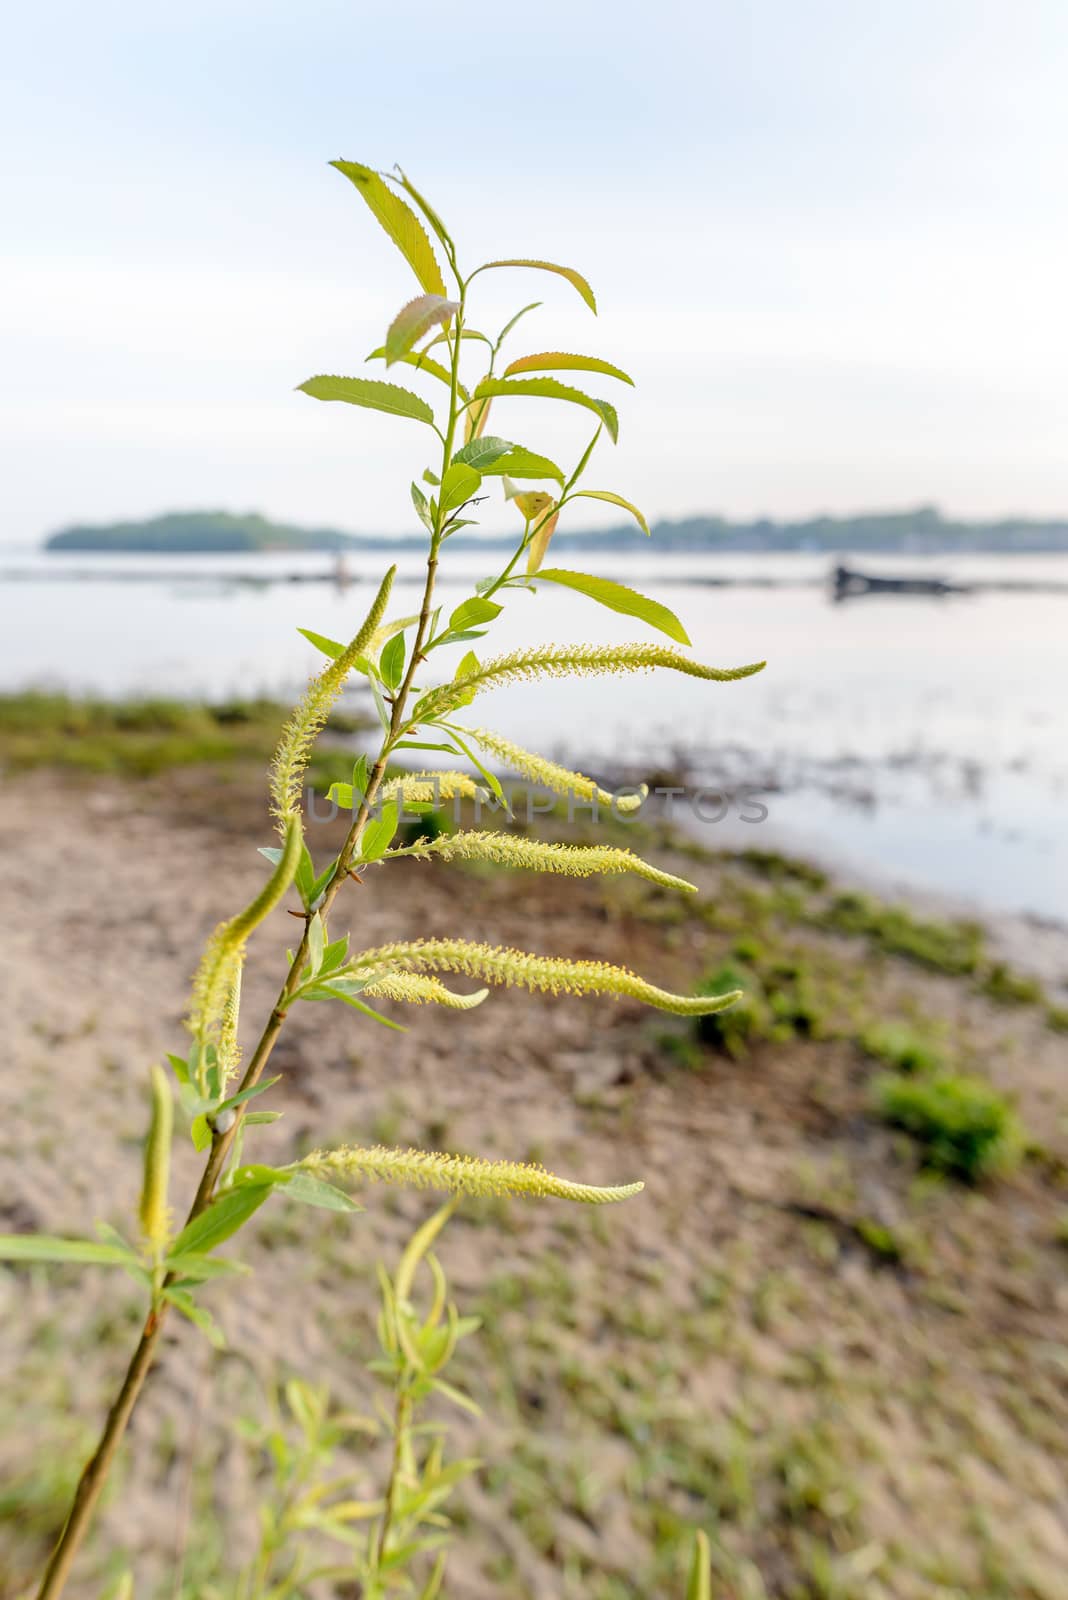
[875,1070,1023,1183]
[859,1021,946,1075]
[824,891,984,975]
[980,961,1046,1007]
[0,691,372,778]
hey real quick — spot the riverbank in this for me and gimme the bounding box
[2,752,1067,1599]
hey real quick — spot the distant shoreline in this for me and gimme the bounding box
[41,505,1068,556]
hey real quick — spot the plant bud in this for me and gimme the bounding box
[139,1064,173,1254]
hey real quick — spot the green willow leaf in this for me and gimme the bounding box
[360,799,399,862]
[530,572,687,640]
[393,166,456,261]
[449,596,502,631]
[384,294,459,367]
[170,1183,273,1258]
[425,327,494,353]
[471,378,618,444]
[568,488,649,535]
[164,1287,226,1348]
[502,351,634,385]
[297,375,434,426]
[279,1171,363,1212]
[366,346,465,396]
[495,301,542,346]
[470,258,596,312]
[301,983,406,1031]
[440,462,481,512]
[0,1235,135,1267]
[451,436,514,471]
[479,447,564,485]
[380,632,406,691]
[330,161,447,296]
[297,627,344,660]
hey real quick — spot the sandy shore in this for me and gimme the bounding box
[2,765,1067,1600]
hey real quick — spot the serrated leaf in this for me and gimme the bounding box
[439,463,481,513]
[384,294,459,367]
[568,489,649,535]
[0,1235,135,1267]
[380,632,406,691]
[448,597,502,631]
[534,568,689,643]
[331,161,447,296]
[366,346,462,395]
[393,166,455,260]
[170,1183,273,1258]
[297,375,434,426]
[503,350,633,385]
[451,436,513,471]
[471,377,618,443]
[480,447,564,485]
[472,258,596,312]
[280,1172,363,1212]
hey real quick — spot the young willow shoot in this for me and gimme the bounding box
[1,159,765,1599]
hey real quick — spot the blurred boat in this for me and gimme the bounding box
[831,563,971,600]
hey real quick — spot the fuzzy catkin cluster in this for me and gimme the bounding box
[360,972,489,1009]
[348,937,741,1016]
[299,1144,643,1203]
[188,812,301,1053]
[462,726,647,813]
[413,642,765,723]
[378,771,486,806]
[270,565,395,826]
[398,831,697,892]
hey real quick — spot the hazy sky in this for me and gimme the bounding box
[4,0,1068,545]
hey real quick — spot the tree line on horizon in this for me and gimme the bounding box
[44,504,1068,555]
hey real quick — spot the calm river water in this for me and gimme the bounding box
[3,548,1066,924]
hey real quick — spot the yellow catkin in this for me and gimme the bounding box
[413,642,765,723]
[270,565,395,827]
[216,967,243,1089]
[462,726,647,813]
[299,1145,643,1204]
[188,812,301,1052]
[139,1065,173,1254]
[346,938,742,1016]
[378,771,487,806]
[360,972,489,1009]
[396,831,696,893]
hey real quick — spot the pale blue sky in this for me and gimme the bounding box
[3,0,1068,544]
